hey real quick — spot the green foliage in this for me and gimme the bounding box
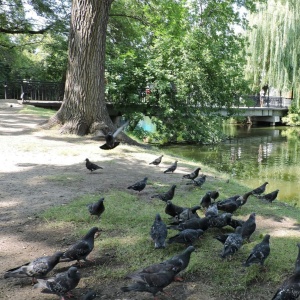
[282,103,300,126]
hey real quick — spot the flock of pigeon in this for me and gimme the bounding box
[3,129,299,300]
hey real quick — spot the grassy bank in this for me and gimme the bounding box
[39,145,300,299]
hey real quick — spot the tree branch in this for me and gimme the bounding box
[109,13,149,26]
[0,25,53,34]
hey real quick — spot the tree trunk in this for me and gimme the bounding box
[43,0,115,136]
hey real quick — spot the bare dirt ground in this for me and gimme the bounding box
[0,99,300,300]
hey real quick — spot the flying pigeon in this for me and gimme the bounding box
[258,189,279,203]
[165,200,186,217]
[34,266,80,300]
[187,175,206,187]
[241,213,256,242]
[167,228,204,246]
[243,234,270,268]
[121,263,178,298]
[60,227,100,265]
[150,213,168,249]
[87,197,105,219]
[81,290,98,300]
[251,182,269,196]
[127,177,148,192]
[99,120,129,150]
[182,167,201,181]
[151,184,176,202]
[272,268,300,300]
[149,155,163,166]
[4,251,63,284]
[85,159,103,172]
[220,226,243,259]
[163,160,178,174]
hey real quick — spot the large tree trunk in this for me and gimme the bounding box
[43,0,115,136]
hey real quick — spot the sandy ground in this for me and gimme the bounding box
[1,99,300,300]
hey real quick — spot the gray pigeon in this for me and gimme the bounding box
[251,182,268,196]
[170,206,200,224]
[150,213,168,249]
[60,227,100,265]
[81,290,98,300]
[99,120,129,150]
[187,175,206,187]
[241,213,256,242]
[85,159,103,172]
[220,226,243,259]
[127,177,148,192]
[205,203,218,218]
[4,251,63,284]
[34,266,80,300]
[258,189,279,203]
[272,268,300,300]
[182,167,201,180]
[151,184,176,202]
[149,155,163,166]
[167,228,204,246]
[87,197,105,219]
[208,213,232,229]
[163,160,178,173]
[243,234,270,268]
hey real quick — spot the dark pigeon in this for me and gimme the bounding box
[81,290,98,300]
[60,227,100,265]
[220,226,243,259]
[151,184,176,202]
[243,234,270,268]
[182,167,201,181]
[99,120,129,150]
[200,191,212,209]
[127,177,148,192]
[237,191,253,206]
[150,213,168,249]
[168,217,210,232]
[149,155,163,166]
[170,206,200,224]
[121,263,178,298]
[187,175,206,187]
[241,213,256,242]
[85,158,103,172]
[208,213,232,229]
[4,251,63,284]
[165,200,186,217]
[210,190,220,201]
[216,197,243,214]
[163,160,178,174]
[87,197,105,219]
[214,233,231,245]
[272,269,300,300]
[34,266,80,300]
[167,229,204,246]
[251,182,269,196]
[228,217,245,229]
[258,189,279,203]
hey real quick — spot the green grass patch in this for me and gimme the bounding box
[19,105,56,117]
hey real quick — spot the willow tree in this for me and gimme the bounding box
[45,0,116,135]
[245,0,300,106]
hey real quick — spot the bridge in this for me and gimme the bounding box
[0,80,291,125]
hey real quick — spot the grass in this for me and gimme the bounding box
[19,105,56,118]
[40,153,300,298]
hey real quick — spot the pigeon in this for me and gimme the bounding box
[241,213,256,242]
[168,217,210,232]
[127,177,148,192]
[205,203,218,218]
[208,213,232,229]
[151,184,176,202]
[4,251,63,284]
[187,175,206,187]
[258,189,279,203]
[216,197,243,214]
[200,191,212,209]
[295,243,300,272]
[170,206,200,224]
[167,229,204,246]
[165,200,186,217]
[34,266,80,300]
[251,182,269,196]
[182,167,201,181]
[87,197,105,219]
[210,190,220,201]
[149,155,163,166]
[272,268,300,300]
[85,159,103,172]
[99,120,129,150]
[220,226,243,259]
[237,191,253,206]
[60,227,100,265]
[163,160,178,173]
[121,263,178,298]
[243,234,270,268]
[81,290,98,300]
[228,217,245,229]
[150,213,168,249]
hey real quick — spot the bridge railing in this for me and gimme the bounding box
[240,95,291,108]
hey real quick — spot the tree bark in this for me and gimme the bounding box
[43,0,115,136]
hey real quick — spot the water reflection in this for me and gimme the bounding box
[162,126,300,204]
